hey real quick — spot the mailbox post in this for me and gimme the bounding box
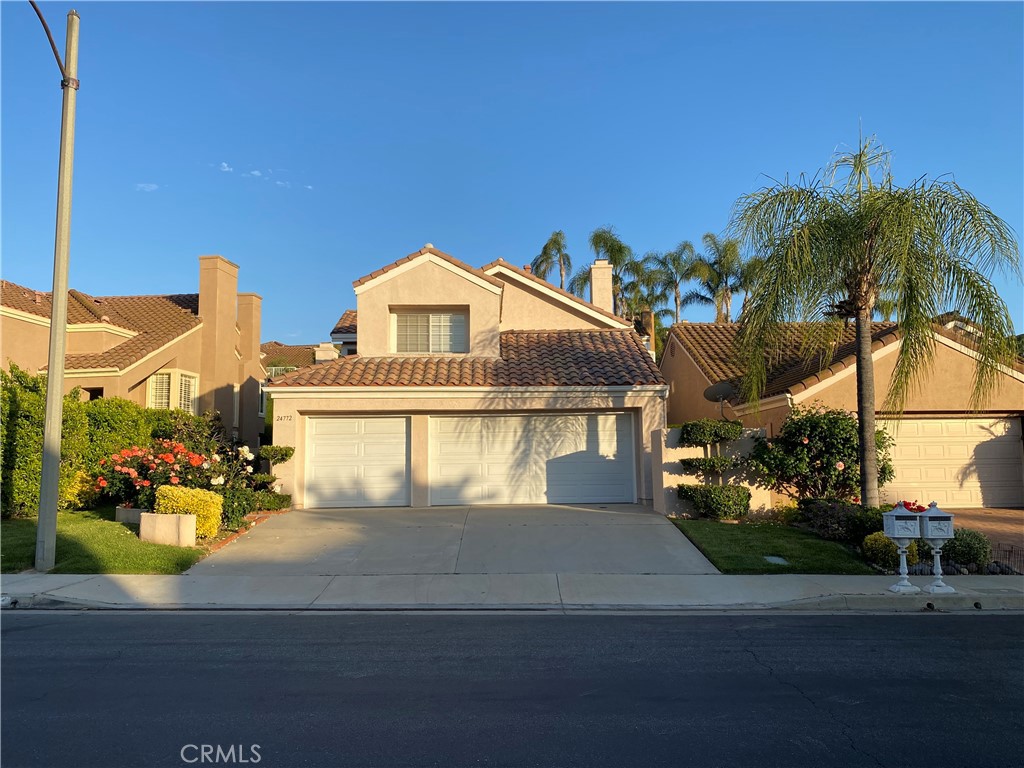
[883,505,922,594]
[919,502,956,594]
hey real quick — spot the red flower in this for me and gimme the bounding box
[801,437,809,444]
[170,476,180,485]
[142,480,151,487]
[98,478,107,488]
[99,459,106,466]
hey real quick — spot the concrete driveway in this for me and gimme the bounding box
[187,504,718,576]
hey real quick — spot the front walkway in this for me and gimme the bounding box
[186,504,719,577]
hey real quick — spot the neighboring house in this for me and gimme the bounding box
[329,310,358,355]
[266,244,667,509]
[660,321,1024,508]
[0,255,265,447]
[260,341,317,378]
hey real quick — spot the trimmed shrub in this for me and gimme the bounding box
[252,490,291,511]
[154,485,223,539]
[220,488,258,529]
[82,397,152,469]
[938,528,992,567]
[249,473,277,490]
[798,499,885,544]
[1,365,89,518]
[679,456,735,476]
[748,404,894,501]
[863,531,919,570]
[677,484,751,519]
[259,445,295,466]
[676,419,744,447]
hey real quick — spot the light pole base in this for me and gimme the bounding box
[924,583,956,594]
[889,582,922,594]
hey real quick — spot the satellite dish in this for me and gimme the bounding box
[703,381,738,403]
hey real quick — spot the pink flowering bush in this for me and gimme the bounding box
[749,404,895,501]
[96,439,210,509]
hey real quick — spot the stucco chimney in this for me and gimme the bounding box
[198,255,240,422]
[640,309,656,359]
[590,258,613,313]
[236,293,263,448]
[315,342,340,364]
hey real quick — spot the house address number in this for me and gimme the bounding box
[275,415,293,422]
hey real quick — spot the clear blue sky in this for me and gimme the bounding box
[3,1,1022,342]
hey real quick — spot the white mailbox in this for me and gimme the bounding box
[882,507,922,540]
[882,504,922,593]
[919,502,954,541]
[919,502,956,594]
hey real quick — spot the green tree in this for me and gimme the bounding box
[567,226,634,314]
[530,230,573,290]
[684,233,763,323]
[651,241,698,323]
[732,134,1020,506]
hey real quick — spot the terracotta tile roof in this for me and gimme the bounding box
[268,329,664,388]
[330,309,357,337]
[3,280,202,371]
[352,245,505,290]
[667,322,902,400]
[481,259,631,327]
[261,341,317,369]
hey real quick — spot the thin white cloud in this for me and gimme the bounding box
[219,162,233,172]
[135,183,159,192]
[246,170,262,178]
[275,181,291,189]
[304,185,313,190]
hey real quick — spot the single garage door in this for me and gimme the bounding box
[305,417,410,508]
[881,417,1024,508]
[430,413,635,505]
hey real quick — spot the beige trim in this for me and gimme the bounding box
[791,341,901,404]
[1,307,137,338]
[66,323,137,339]
[732,393,793,416]
[353,253,504,296]
[64,367,121,377]
[0,306,52,328]
[483,263,631,329]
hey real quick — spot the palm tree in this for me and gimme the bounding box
[619,252,673,325]
[732,134,1020,506]
[684,233,762,323]
[566,226,635,315]
[530,230,572,290]
[651,241,698,323]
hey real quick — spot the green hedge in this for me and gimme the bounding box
[1,366,89,518]
[679,456,735,476]
[259,445,294,466]
[676,419,744,447]
[677,484,751,519]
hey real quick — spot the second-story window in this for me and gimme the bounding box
[395,311,467,353]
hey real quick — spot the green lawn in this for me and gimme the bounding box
[673,519,875,575]
[1,506,204,574]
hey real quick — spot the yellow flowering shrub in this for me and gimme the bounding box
[154,485,222,539]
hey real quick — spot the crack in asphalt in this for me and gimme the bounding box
[741,636,887,768]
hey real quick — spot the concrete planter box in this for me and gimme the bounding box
[115,506,146,526]
[139,512,196,547]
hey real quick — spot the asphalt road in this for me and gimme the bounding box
[1,612,1021,768]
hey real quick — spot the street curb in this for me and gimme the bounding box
[3,592,1021,613]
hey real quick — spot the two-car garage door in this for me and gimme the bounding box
[881,417,1024,508]
[304,413,636,508]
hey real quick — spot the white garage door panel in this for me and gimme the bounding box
[305,417,410,508]
[430,414,635,505]
[881,417,1024,508]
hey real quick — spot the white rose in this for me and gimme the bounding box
[211,476,225,486]
[246,466,254,473]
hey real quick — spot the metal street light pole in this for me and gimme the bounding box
[33,5,80,571]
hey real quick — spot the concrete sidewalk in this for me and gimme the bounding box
[3,571,1022,612]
